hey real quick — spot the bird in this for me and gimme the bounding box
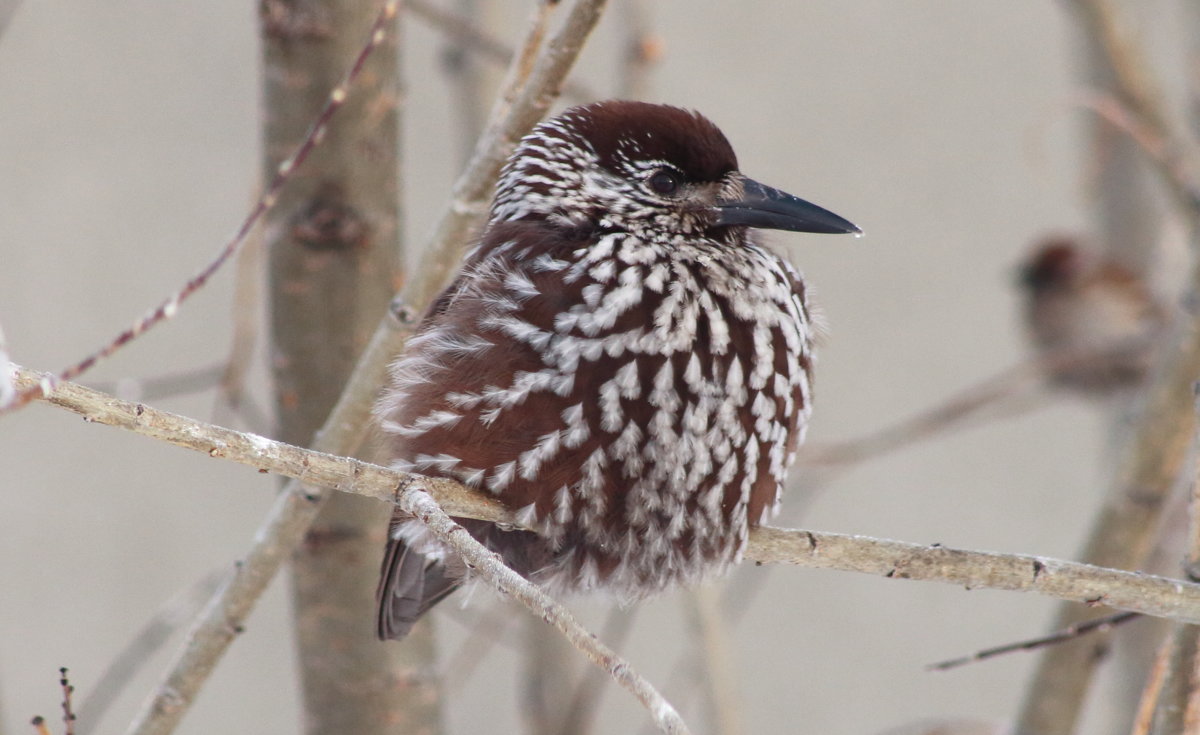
[1018,235,1166,397]
[374,100,859,640]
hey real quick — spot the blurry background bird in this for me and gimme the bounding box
[374,100,858,640]
[1018,235,1167,399]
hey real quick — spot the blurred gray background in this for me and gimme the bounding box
[0,2,1193,733]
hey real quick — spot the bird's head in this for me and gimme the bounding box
[491,100,859,243]
[1019,236,1090,293]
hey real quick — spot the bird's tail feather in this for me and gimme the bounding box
[376,539,461,640]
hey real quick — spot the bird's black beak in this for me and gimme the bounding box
[715,177,860,235]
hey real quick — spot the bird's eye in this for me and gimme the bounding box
[648,170,681,196]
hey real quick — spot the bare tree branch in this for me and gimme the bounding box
[1069,0,1200,218]
[81,242,267,425]
[87,365,227,403]
[1142,396,1200,732]
[76,572,223,735]
[441,602,522,689]
[1016,1,1200,731]
[214,229,266,430]
[20,367,1200,630]
[927,610,1141,672]
[1146,627,1200,734]
[1131,643,1170,735]
[410,0,596,103]
[1073,10,1161,280]
[1070,0,1200,218]
[0,3,404,417]
[802,339,1175,470]
[412,0,509,66]
[399,488,692,734]
[559,607,638,734]
[685,584,742,735]
[522,613,580,735]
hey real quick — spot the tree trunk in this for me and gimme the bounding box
[261,2,441,733]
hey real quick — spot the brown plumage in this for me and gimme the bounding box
[1019,236,1166,397]
[374,101,858,639]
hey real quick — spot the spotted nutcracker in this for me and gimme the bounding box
[375,101,859,639]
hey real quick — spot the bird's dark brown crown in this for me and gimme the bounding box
[568,100,738,182]
[489,101,741,238]
[1020,238,1086,291]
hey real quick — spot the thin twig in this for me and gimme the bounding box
[801,357,1044,468]
[409,0,596,102]
[214,225,264,430]
[927,610,1141,672]
[400,488,692,734]
[21,367,1200,629]
[76,572,223,735]
[1074,90,1200,218]
[0,1,401,416]
[636,475,833,735]
[800,341,1150,469]
[441,602,521,690]
[1068,0,1200,219]
[1073,0,1163,271]
[686,585,742,735]
[1132,643,1171,735]
[66,224,260,415]
[80,250,264,423]
[412,0,510,65]
[1132,641,1171,735]
[59,669,75,735]
[21,673,73,735]
[559,607,639,735]
[86,365,226,403]
[523,615,578,735]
